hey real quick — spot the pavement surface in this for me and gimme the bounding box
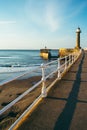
[18,50,87,130]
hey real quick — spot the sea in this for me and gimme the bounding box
[0,50,54,85]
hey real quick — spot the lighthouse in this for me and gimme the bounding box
[75,27,81,49]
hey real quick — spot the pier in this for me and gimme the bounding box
[40,48,59,59]
[15,49,87,130]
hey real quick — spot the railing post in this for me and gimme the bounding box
[57,58,61,79]
[73,52,75,62]
[72,53,74,62]
[72,54,73,63]
[69,54,71,66]
[65,56,67,70]
[41,64,47,98]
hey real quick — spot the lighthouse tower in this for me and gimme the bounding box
[75,27,81,49]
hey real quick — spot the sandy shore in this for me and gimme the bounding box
[0,74,56,130]
[0,76,41,109]
[0,76,42,130]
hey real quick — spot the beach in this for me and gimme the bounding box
[0,76,42,130]
[0,73,56,130]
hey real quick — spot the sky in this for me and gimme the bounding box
[0,0,87,49]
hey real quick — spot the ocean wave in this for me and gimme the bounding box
[0,66,37,73]
[0,64,40,68]
[0,56,19,59]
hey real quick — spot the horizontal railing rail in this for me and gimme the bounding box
[0,49,82,130]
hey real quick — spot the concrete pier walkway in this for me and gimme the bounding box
[18,50,87,130]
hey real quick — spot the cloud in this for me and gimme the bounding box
[25,0,61,32]
[45,4,60,32]
[0,21,16,24]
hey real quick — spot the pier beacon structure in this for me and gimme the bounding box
[75,27,81,49]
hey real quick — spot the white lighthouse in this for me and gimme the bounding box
[75,27,81,49]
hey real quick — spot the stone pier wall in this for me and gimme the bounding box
[59,48,79,57]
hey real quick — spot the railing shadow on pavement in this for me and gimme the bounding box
[54,50,84,130]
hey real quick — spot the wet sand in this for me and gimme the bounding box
[0,74,56,130]
[0,76,42,130]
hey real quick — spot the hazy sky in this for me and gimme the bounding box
[0,0,87,49]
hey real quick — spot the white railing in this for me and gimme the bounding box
[0,50,81,130]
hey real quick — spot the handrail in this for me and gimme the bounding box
[8,95,42,130]
[0,49,82,129]
[0,80,42,115]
